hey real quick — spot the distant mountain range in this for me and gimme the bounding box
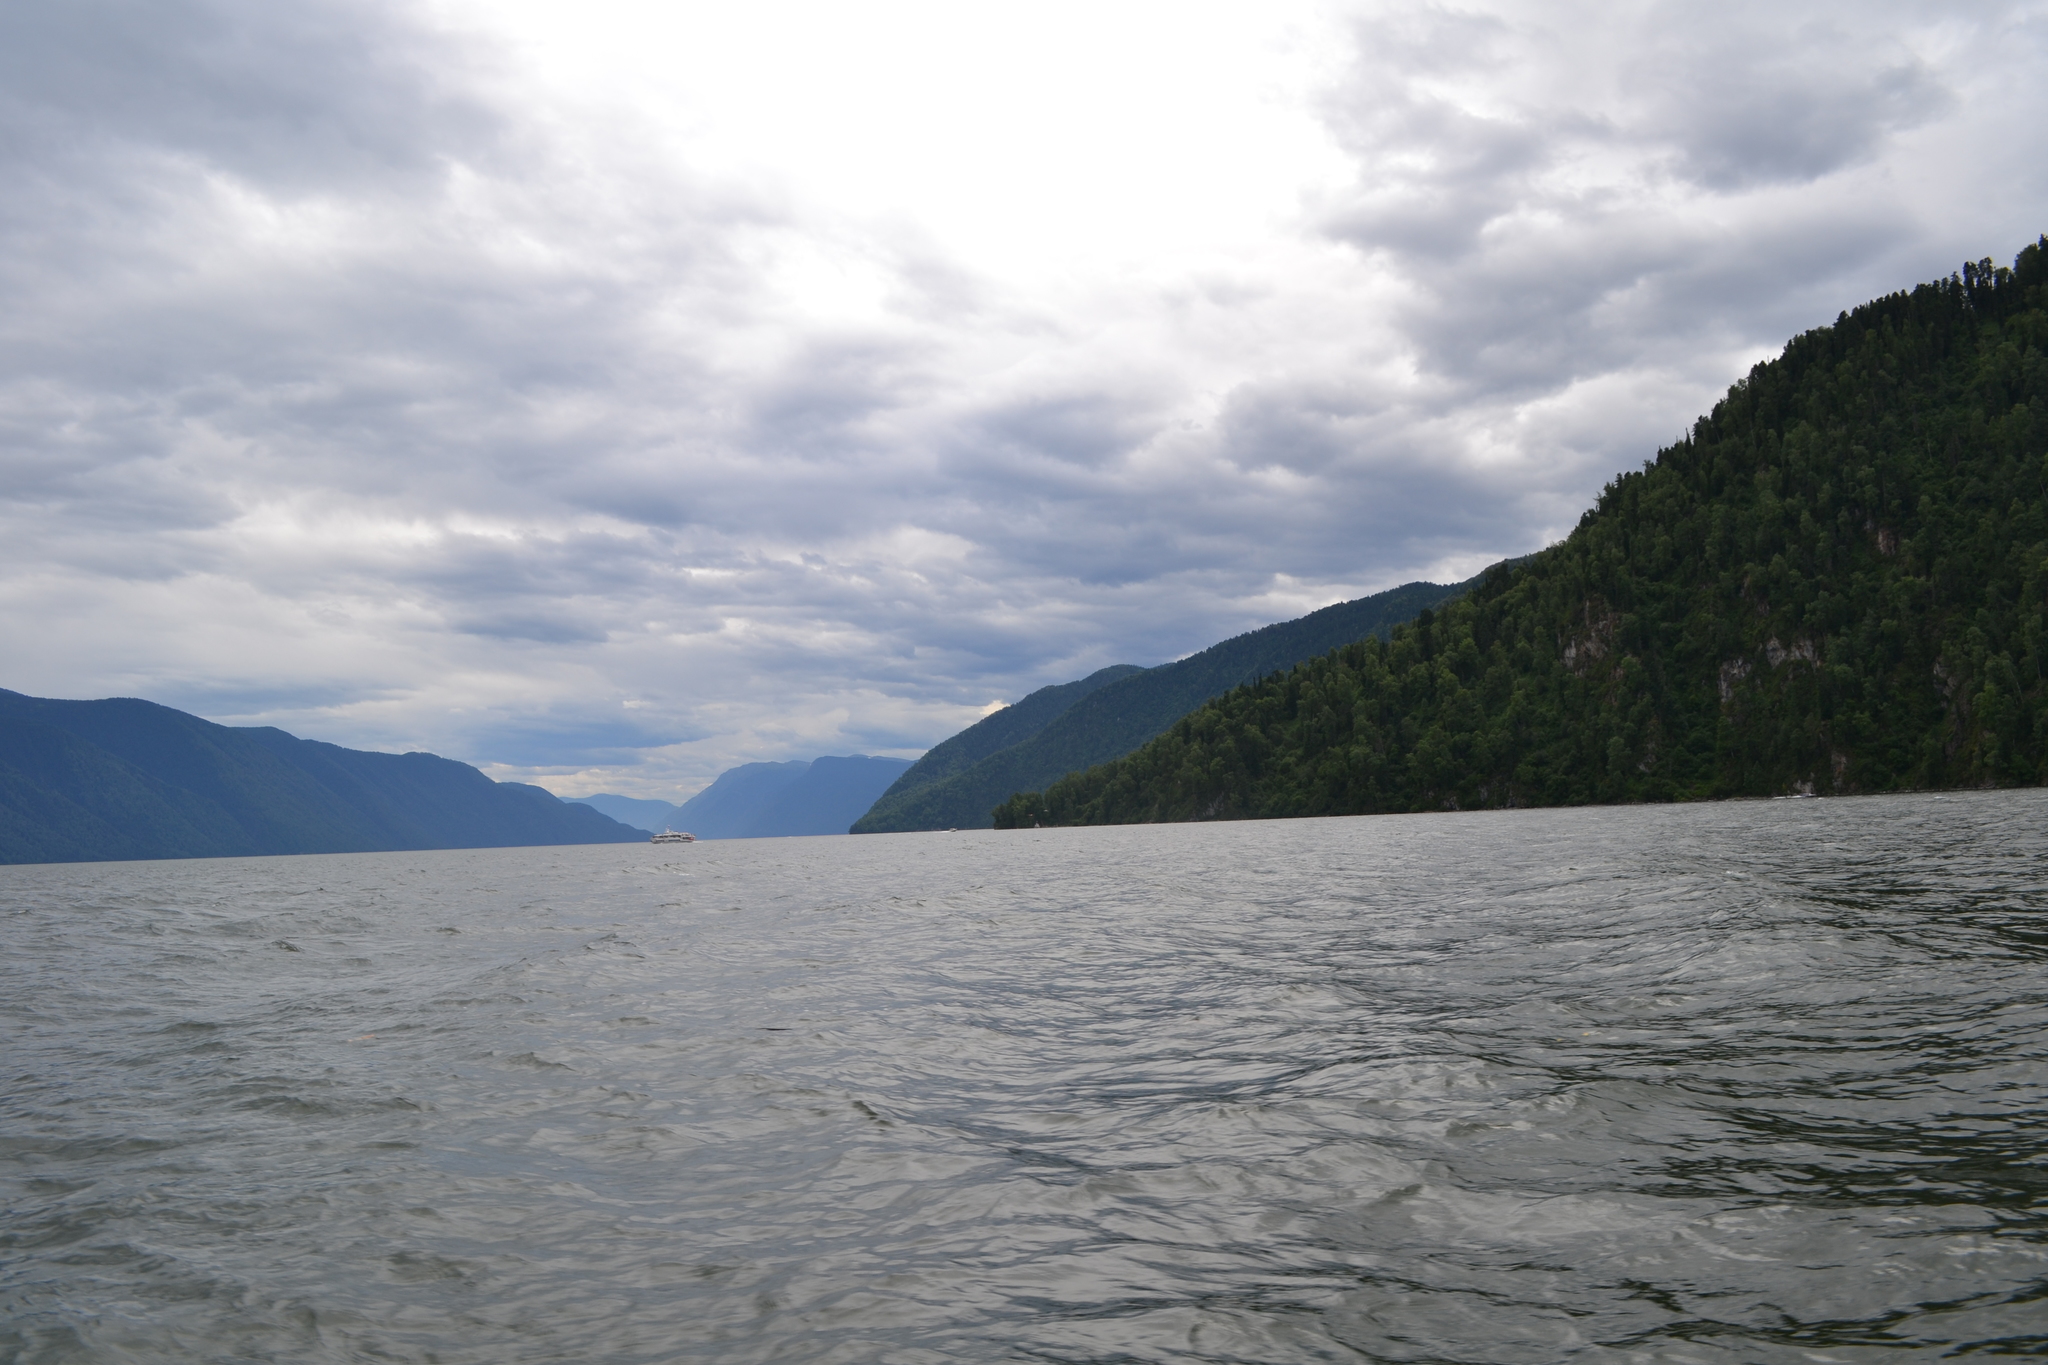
[4,573,1507,861]
[573,754,913,838]
[572,791,689,832]
[851,571,1508,833]
[0,690,646,865]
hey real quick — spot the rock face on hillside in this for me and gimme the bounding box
[0,690,646,865]
[998,241,2048,827]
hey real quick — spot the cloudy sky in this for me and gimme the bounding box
[3,0,2044,798]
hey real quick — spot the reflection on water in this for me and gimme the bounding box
[3,791,2046,1362]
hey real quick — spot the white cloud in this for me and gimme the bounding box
[0,0,2042,798]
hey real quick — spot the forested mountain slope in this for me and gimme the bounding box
[996,241,2048,828]
[0,690,645,864]
[868,664,1145,808]
[855,575,1493,833]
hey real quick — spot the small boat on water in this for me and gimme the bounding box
[651,829,696,844]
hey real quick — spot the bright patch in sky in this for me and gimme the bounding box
[452,0,1350,273]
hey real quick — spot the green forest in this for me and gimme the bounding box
[996,240,2048,829]
[855,576,1488,832]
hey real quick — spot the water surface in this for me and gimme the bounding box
[4,792,2046,1362]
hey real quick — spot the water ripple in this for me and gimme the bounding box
[3,791,2046,1362]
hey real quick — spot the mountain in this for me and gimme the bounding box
[744,755,915,836]
[866,664,1146,807]
[852,574,1495,833]
[602,756,915,839]
[995,240,2048,828]
[667,760,811,837]
[0,690,647,865]
[569,792,680,833]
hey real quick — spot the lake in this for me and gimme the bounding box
[4,791,2046,1362]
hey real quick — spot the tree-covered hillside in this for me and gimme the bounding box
[865,664,1146,811]
[855,575,1494,833]
[997,241,2048,829]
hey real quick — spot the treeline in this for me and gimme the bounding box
[995,240,2048,828]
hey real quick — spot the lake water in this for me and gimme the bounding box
[4,792,2046,1363]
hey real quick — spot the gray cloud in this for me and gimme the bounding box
[0,0,2042,797]
[0,0,499,182]
[1647,43,1952,190]
[1318,2,2001,400]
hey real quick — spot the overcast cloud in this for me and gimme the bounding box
[2,0,2043,797]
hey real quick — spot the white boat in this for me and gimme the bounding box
[651,829,696,844]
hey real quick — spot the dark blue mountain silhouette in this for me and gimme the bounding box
[0,689,646,865]
[576,755,914,839]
